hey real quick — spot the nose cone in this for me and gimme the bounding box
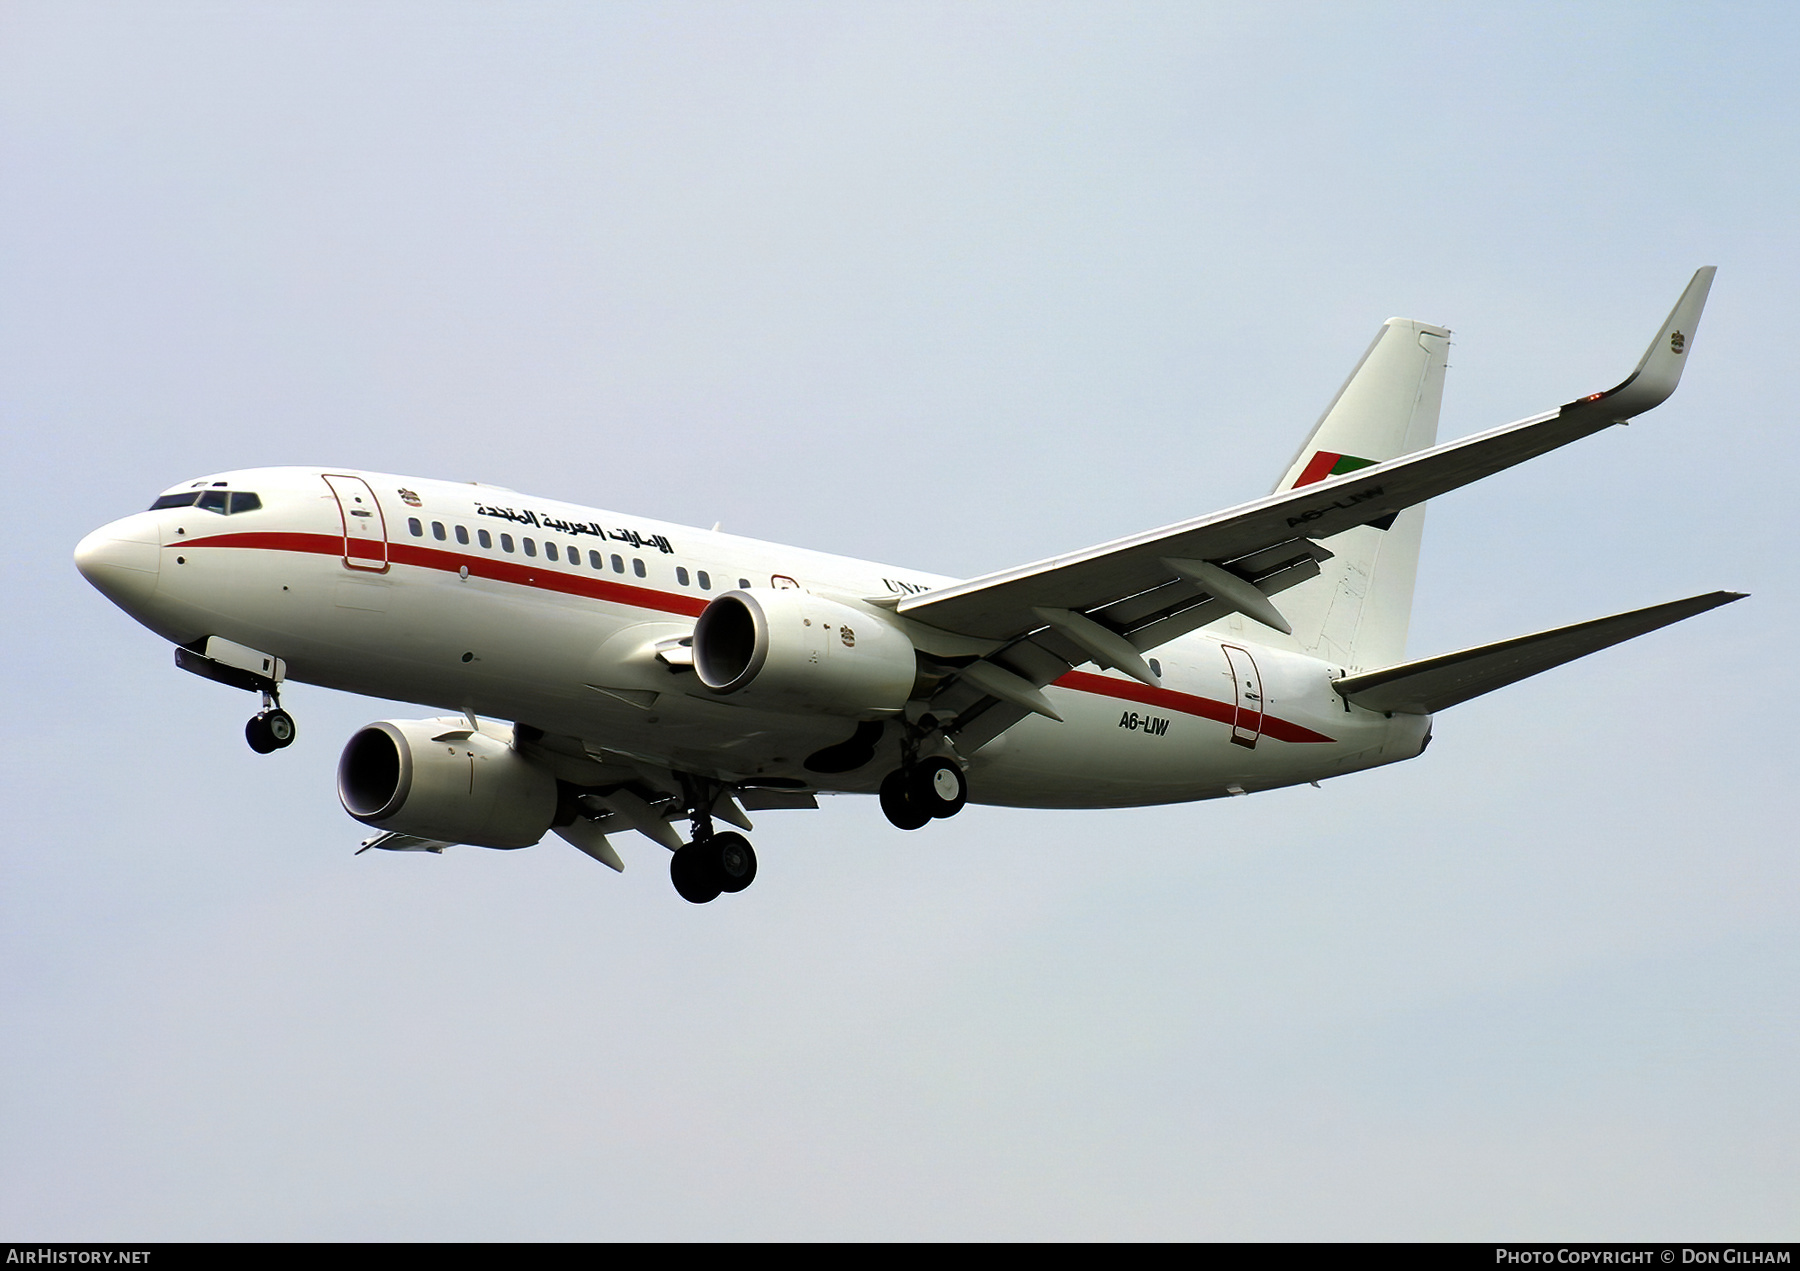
[75,513,162,612]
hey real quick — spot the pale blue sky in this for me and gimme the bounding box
[2,1,1794,1238]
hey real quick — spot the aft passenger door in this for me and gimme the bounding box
[1222,644,1265,749]
[322,474,390,573]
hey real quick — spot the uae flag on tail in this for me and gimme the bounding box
[1291,452,1398,530]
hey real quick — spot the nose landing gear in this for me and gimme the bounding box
[246,708,297,754]
[245,690,297,754]
[173,641,297,755]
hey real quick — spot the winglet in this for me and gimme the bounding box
[1573,266,1716,420]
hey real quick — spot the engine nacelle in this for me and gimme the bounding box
[692,588,918,716]
[337,718,557,848]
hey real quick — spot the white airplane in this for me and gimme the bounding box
[75,269,1741,903]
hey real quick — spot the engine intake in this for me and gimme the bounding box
[692,588,918,716]
[337,718,557,848]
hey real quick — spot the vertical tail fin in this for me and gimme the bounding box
[1268,318,1450,670]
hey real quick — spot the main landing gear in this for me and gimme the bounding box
[670,830,757,905]
[880,756,968,830]
[668,777,757,904]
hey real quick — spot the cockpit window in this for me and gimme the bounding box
[149,489,263,515]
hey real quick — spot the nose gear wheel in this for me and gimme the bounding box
[246,708,297,753]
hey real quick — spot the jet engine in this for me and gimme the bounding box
[337,718,557,848]
[692,588,919,716]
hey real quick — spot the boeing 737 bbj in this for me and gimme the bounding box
[75,269,1742,903]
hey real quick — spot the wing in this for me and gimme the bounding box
[896,268,1717,746]
[902,267,1714,644]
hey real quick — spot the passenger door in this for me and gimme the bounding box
[323,474,390,573]
[1222,644,1265,749]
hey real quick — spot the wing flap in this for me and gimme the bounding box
[1334,591,1745,715]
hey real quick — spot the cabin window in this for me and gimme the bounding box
[432,522,446,541]
[545,542,558,562]
[407,518,423,537]
[500,534,514,553]
[676,567,690,586]
[739,578,750,589]
[523,538,537,557]
[568,544,579,563]
[1149,658,1162,678]
[478,529,492,549]
[698,571,711,590]
[633,558,646,578]
[455,525,469,546]
[588,550,603,569]
[611,555,624,573]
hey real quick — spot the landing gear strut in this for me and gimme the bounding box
[245,689,296,754]
[880,755,968,829]
[668,777,757,904]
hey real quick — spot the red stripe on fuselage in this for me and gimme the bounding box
[1053,669,1335,743]
[181,530,708,617]
[186,530,341,556]
[183,531,1335,742]
[389,539,709,616]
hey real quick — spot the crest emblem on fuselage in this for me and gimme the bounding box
[1671,330,1685,354]
[398,488,422,507]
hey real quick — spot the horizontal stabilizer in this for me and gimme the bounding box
[1334,591,1745,715]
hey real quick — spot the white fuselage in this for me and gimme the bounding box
[77,467,1430,809]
